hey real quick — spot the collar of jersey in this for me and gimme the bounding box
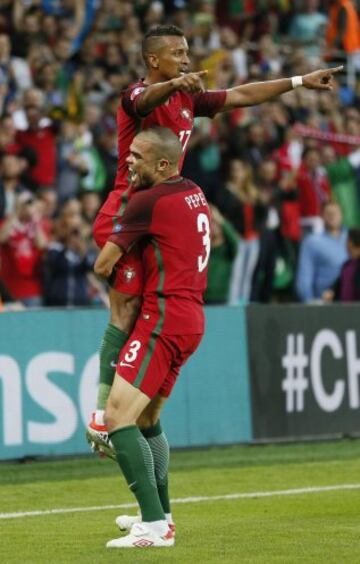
[163,175,183,184]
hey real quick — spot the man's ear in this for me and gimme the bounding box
[147,53,159,70]
[157,158,170,172]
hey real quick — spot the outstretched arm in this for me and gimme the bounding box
[136,70,208,115]
[220,66,343,111]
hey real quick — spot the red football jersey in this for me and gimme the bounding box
[100,80,226,216]
[0,219,44,299]
[109,176,210,335]
[16,126,57,186]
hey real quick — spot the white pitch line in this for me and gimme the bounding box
[1,483,359,521]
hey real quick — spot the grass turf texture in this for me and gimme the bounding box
[1,440,360,563]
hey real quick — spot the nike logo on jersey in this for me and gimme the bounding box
[119,361,134,368]
[110,361,117,368]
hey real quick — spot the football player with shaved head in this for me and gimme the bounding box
[94,126,210,548]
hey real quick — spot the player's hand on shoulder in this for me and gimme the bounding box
[302,66,343,91]
[172,70,208,94]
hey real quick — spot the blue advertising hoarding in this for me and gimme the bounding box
[0,306,251,460]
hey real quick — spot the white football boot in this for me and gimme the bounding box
[116,513,176,535]
[115,514,141,531]
[106,522,175,548]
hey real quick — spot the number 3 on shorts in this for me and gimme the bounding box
[197,212,210,272]
[124,340,142,362]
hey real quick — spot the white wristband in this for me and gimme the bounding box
[291,75,303,89]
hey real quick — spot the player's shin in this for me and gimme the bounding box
[109,424,168,535]
[141,420,173,525]
[96,323,128,413]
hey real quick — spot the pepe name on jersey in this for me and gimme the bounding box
[184,191,208,210]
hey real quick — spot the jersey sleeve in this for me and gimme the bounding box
[121,83,147,118]
[108,191,153,251]
[193,90,227,118]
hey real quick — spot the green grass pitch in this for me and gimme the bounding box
[1,440,360,563]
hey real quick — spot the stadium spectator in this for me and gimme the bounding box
[35,61,66,112]
[0,114,21,154]
[15,88,57,190]
[255,34,283,77]
[204,205,238,305]
[326,0,360,70]
[321,144,360,228]
[43,224,96,307]
[41,13,58,49]
[322,227,360,302]
[79,189,101,231]
[296,200,348,302]
[296,147,331,235]
[11,1,43,58]
[0,191,48,306]
[288,0,328,62]
[0,153,28,217]
[191,12,221,57]
[215,158,266,304]
[0,32,32,93]
[36,186,57,238]
[56,121,105,202]
[55,197,85,239]
[218,26,248,82]
[182,116,222,203]
[251,158,298,303]
[236,122,274,170]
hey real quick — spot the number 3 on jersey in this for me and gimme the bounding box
[124,340,141,362]
[197,212,210,272]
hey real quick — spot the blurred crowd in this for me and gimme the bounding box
[0,0,360,310]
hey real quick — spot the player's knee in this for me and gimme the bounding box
[104,402,136,432]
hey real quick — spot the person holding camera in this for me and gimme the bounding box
[43,214,96,306]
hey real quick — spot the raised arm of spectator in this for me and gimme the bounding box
[220,67,343,111]
[70,0,86,42]
[296,238,316,303]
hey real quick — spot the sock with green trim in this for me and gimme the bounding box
[96,324,127,411]
[141,421,171,517]
[109,425,166,523]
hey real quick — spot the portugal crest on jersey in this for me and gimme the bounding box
[180,108,192,121]
[124,266,136,282]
